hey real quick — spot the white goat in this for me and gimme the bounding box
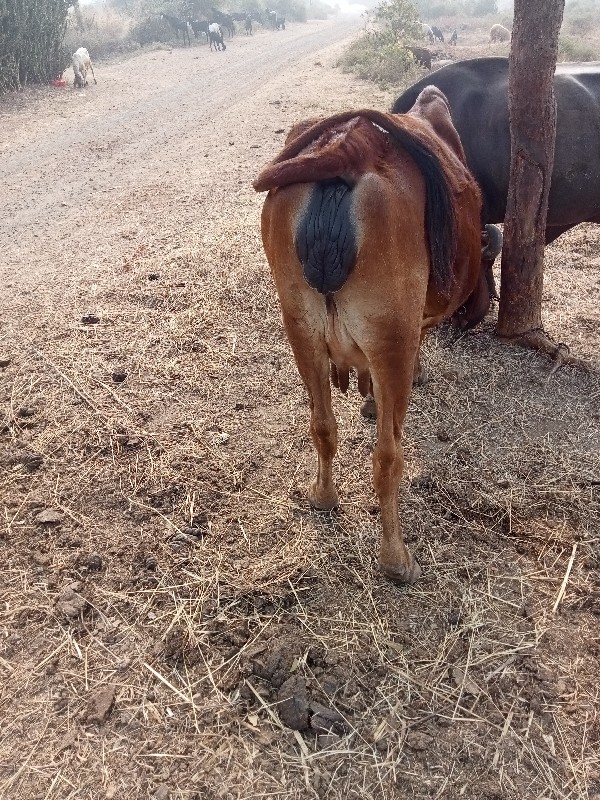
[72,47,97,89]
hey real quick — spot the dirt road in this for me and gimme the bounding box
[0,17,362,305]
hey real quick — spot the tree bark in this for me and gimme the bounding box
[497,0,565,342]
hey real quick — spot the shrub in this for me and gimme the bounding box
[559,34,598,60]
[374,0,422,40]
[338,31,424,87]
[0,0,71,91]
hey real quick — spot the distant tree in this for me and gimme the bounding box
[470,0,497,14]
[374,0,421,39]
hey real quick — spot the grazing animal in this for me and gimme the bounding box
[490,23,510,42]
[211,8,235,36]
[406,46,432,70]
[449,29,457,45]
[208,22,226,51]
[253,87,483,584]
[266,8,285,29]
[189,18,209,41]
[431,25,444,42]
[422,23,434,43]
[160,12,191,45]
[72,47,96,88]
[393,57,600,324]
[245,14,253,34]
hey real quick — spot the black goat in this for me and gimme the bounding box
[189,18,209,41]
[208,22,226,51]
[431,25,444,42]
[160,13,191,45]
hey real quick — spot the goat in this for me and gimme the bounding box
[208,22,226,51]
[253,87,483,584]
[189,18,209,41]
[422,23,435,43]
[72,47,96,88]
[265,8,285,29]
[431,25,444,42]
[160,13,191,46]
[406,46,432,69]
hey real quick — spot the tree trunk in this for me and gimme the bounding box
[497,0,565,341]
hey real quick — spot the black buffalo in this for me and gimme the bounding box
[393,57,600,322]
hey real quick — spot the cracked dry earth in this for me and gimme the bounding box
[1,17,600,800]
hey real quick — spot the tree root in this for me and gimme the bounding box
[496,327,588,378]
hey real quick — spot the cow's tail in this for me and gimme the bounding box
[294,178,357,295]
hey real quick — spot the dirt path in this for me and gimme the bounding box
[0,23,599,800]
[0,17,362,304]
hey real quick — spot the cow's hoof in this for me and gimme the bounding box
[308,483,339,512]
[379,556,422,584]
[413,365,428,386]
[360,396,377,420]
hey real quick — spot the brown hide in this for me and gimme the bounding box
[254,86,482,584]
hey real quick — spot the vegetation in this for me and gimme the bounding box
[0,0,71,91]
[339,34,421,85]
[338,0,427,87]
[558,33,599,60]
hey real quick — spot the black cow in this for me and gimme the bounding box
[431,25,444,42]
[393,57,600,323]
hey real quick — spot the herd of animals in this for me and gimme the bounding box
[69,6,286,85]
[159,6,286,51]
[404,21,512,70]
[66,17,596,582]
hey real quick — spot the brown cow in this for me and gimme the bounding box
[253,87,482,584]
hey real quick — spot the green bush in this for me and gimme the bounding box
[559,34,599,60]
[338,31,424,87]
[375,0,421,40]
[0,0,71,91]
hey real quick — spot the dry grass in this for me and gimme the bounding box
[1,28,600,800]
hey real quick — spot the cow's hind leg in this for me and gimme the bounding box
[283,320,339,511]
[371,357,421,584]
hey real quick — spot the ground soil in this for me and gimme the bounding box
[0,17,599,800]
